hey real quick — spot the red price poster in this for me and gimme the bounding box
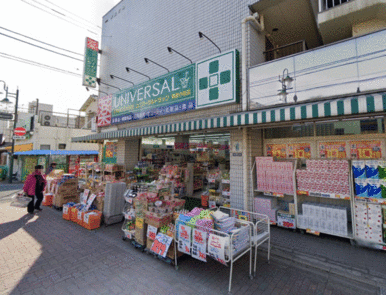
[192,229,207,262]
[147,225,157,240]
[319,142,347,159]
[350,141,382,159]
[177,224,192,255]
[287,143,311,159]
[266,144,286,159]
[150,233,173,258]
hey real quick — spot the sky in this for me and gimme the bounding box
[0,0,121,115]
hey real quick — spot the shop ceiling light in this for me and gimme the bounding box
[144,58,169,72]
[125,67,151,80]
[167,46,193,64]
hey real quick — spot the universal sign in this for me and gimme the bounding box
[105,49,239,125]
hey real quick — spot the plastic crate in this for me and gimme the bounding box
[70,207,78,223]
[62,204,71,220]
[83,210,102,230]
[42,194,54,206]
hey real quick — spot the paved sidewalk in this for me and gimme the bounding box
[0,202,381,295]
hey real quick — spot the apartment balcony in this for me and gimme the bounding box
[248,28,386,110]
[318,0,386,44]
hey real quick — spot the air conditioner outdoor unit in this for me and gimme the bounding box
[41,114,54,126]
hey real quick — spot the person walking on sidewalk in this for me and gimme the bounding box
[23,165,47,214]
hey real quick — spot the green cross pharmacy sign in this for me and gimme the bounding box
[196,49,239,108]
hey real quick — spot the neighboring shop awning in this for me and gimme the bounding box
[3,143,34,152]
[14,150,99,156]
[72,93,386,143]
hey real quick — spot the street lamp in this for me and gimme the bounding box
[0,81,19,183]
[277,68,293,103]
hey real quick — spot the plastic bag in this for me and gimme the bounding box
[10,190,31,207]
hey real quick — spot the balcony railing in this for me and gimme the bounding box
[319,0,353,12]
[249,28,386,110]
[264,40,307,62]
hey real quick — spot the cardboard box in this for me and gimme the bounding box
[135,218,147,245]
[145,212,173,228]
[53,193,79,207]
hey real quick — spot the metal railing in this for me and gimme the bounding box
[263,40,307,62]
[319,0,353,12]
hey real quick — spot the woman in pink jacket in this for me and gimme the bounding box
[23,165,47,214]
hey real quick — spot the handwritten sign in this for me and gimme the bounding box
[209,201,216,209]
[63,206,69,214]
[82,189,90,205]
[147,225,158,240]
[136,217,144,230]
[208,234,228,266]
[192,229,207,262]
[85,194,96,211]
[177,224,192,255]
[150,233,173,258]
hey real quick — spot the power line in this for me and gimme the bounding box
[0,52,81,77]
[20,0,99,36]
[32,0,100,31]
[0,26,83,57]
[0,32,84,62]
[43,0,102,29]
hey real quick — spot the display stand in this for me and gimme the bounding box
[174,217,254,293]
[212,207,270,277]
[252,158,297,227]
[295,159,354,241]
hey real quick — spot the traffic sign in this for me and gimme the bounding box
[13,135,26,140]
[14,127,26,136]
[0,112,13,120]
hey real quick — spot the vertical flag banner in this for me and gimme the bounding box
[97,95,112,127]
[82,37,99,88]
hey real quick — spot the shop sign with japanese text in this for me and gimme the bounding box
[111,64,195,124]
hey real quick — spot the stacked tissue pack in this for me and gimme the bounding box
[353,160,386,199]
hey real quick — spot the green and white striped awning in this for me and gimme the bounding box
[72,93,386,142]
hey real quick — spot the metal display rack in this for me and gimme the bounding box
[174,217,254,293]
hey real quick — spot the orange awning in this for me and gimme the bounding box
[4,143,33,152]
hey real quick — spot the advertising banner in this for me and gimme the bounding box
[82,37,99,88]
[98,49,239,126]
[287,143,311,159]
[350,140,382,159]
[111,64,196,124]
[97,95,112,127]
[319,142,347,158]
[266,144,286,158]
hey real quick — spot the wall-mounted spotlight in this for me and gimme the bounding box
[125,67,151,80]
[96,78,121,90]
[167,46,192,64]
[110,74,134,85]
[144,58,169,72]
[198,31,221,53]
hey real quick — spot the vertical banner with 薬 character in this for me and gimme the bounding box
[82,37,99,88]
[97,95,112,127]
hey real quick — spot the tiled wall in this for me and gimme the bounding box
[117,138,141,169]
[100,0,259,131]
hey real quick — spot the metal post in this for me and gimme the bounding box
[9,89,19,183]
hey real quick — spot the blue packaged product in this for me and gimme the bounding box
[354,179,368,197]
[352,160,366,179]
[366,160,379,179]
[367,179,382,198]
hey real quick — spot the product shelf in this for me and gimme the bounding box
[298,226,354,239]
[254,190,292,198]
[354,196,386,205]
[297,190,351,200]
